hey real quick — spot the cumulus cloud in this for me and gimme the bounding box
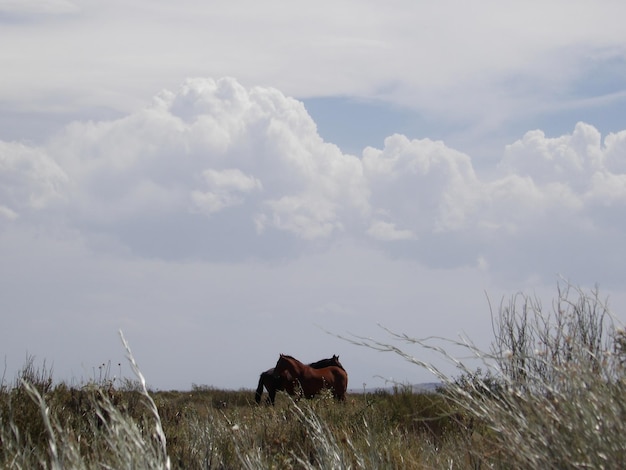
[360,121,626,281]
[498,122,626,217]
[192,168,262,215]
[360,121,626,249]
[2,77,626,281]
[32,78,370,256]
[0,141,67,221]
[499,123,605,190]
[362,134,480,234]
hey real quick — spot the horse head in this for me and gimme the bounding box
[273,354,293,381]
[332,355,344,370]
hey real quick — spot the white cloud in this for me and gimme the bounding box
[192,168,262,215]
[497,122,626,219]
[604,129,626,173]
[588,171,626,206]
[259,194,340,240]
[0,205,18,220]
[499,123,605,189]
[2,0,625,145]
[2,0,626,393]
[362,134,480,234]
[0,141,68,220]
[367,220,415,241]
[2,77,626,282]
[33,78,370,248]
[353,119,626,282]
[2,73,626,390]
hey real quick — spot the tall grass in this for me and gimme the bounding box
[478,283,626,468]
[0,362,470,468]
[2,282,624,468]
[349,282,626,469]
[0,334,172,469]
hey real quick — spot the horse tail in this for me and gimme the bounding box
[255,373,265,404]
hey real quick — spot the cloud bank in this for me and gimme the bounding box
[2,0,626,146]
[3,77,626,284]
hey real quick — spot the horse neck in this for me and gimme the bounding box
[310,359,332,368]
[282,357,305,375]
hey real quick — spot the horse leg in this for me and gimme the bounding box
[336,379,347,401]
[255,374,265,404]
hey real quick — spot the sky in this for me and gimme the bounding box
[2,0,626,391]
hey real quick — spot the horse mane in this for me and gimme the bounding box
[279,354,298,361]
[279,354,345,370]
[309,355,345,371]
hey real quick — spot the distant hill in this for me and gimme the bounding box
[411,382,441,393]
[348,382,442,394]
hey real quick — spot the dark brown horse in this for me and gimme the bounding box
[273,354,348,401]
[255,355,344,405]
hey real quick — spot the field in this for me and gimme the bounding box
[2,283,626,469]
[0,371,489,469]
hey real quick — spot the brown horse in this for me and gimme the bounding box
[273,354,348,401]
[255,355,344,405]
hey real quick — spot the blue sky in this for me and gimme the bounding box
[1,0,626,391]
[302,97,433,157]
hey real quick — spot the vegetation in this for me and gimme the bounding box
[1,282,625,468]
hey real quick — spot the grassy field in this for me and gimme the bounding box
[1,367,476,469]
[2,283,625,469]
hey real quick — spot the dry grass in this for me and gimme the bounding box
[1,366,471,468]
[2,282,625,468]
[349,282,626,469]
